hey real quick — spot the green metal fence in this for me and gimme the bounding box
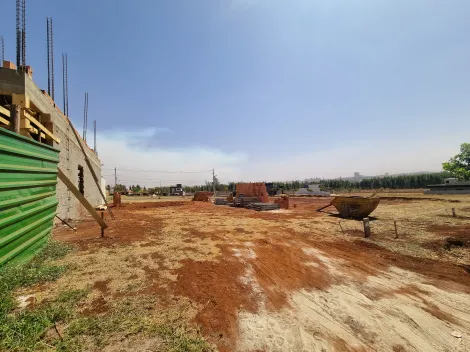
[0,128,60,265]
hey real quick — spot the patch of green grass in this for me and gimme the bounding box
[62,296,213,351]
[0,288,88,351]
[0,239,76,351]
[156,325,213,352]
[0,240,213,351]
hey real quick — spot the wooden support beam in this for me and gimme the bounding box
[57,168,108,230]
[20,118,39,135]
[63,114,114,219]
[0,105,11,117]
[22,110,60,143]
[10,105,20,134]
[0,115,9,126]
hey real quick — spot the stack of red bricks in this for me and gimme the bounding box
[274,195,289,209]
[235,182,269,203]
[193,191,213,202]
[113,192,122,207]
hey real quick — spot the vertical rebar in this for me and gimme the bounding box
[16,0,21,67]
[62,53,66,113]
[22,0,26,67]
[0,35,4,64]
[65,54,68,115]
[47,18,50,96]
[50,18,54,100]
[62,53,69,116]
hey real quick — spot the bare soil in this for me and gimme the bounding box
[46,194,470,351]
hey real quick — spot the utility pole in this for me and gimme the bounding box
[93,120,97,154]
[212,168,216,196]
[114,167,117,190]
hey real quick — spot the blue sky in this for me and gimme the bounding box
[2,0,470,185]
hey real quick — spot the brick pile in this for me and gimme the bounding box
[193,191,213,202]
[274,195,289,209]
[235,182,269,203]
[113,192,122,207]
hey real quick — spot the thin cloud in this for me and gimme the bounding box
[97,128,246,187]
[97,127,462,187]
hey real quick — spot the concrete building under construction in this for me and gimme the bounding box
[0,61,103,220]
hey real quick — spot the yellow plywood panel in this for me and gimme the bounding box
[12,94,30,109]
[20,118,31,129]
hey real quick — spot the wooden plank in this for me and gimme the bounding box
[57,168,108,229]
[22,110,60,143]
[11,105,20,134]
[0,115,9,126]
[0,106,11,117]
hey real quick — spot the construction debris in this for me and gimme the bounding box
[113,192,122,207]
[233,196,260,208]
[248,203,281,211]
[214,198,230,205]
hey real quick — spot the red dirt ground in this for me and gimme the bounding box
[53,199,470,351]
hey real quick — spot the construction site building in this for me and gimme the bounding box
[0,62,103,220]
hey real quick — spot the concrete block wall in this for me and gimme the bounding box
[0,68,103,221]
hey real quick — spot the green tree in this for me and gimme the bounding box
[443,143,470,180]
[114,184,127,193]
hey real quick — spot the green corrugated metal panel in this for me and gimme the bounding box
[0,128,60,266]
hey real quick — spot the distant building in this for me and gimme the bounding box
[424,178,470,194]
[170,184,184,196]
[352,172,363,181]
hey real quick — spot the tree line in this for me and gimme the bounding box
[319,172,451,191]
[107,172,453,194]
